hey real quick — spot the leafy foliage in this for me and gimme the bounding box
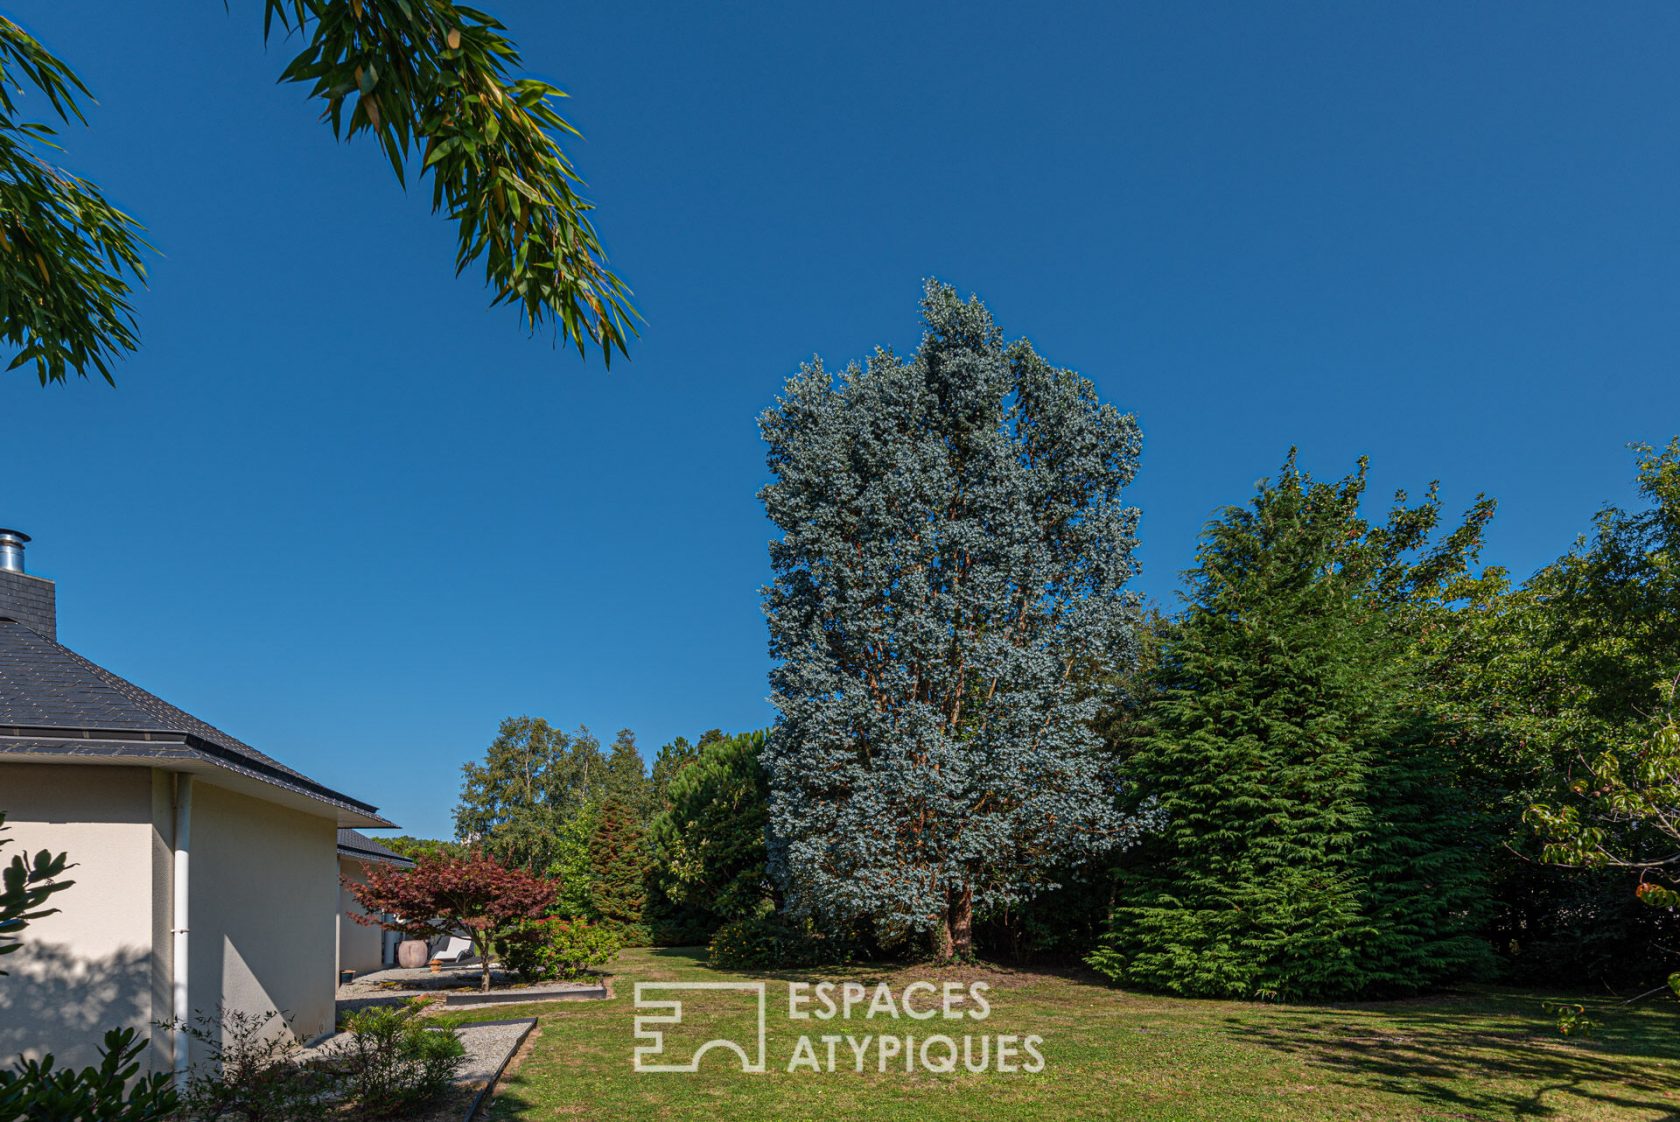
[707,912,860,970]
[0,1027,177,1122]
[455,717,606,870]
[502,917,622,981]
[346,850,556,991]
[0,811,74,972]
[2,2,632,385]
[331,1003,465,1119]
[646,730,771,937]
[0,17,147,385]
[1091,454,1497,999]
[380,835,467,863]
[168,1007,333,1122]
[1443,439,1680,983]
[543,802,600,920]
[760,282,1151,956]
[263,0,635,363]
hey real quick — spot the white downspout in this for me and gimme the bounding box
[171,774,193,1090]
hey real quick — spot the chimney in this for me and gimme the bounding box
[0,529,57,641]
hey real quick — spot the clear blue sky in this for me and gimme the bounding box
[4,3,1677,839]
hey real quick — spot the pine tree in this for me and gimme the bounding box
[760,282,1152,956]
[1090,454,1496,999]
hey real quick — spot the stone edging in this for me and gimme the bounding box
[463,1017,539,1122]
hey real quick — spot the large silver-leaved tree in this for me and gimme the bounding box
[759,281,1151,958]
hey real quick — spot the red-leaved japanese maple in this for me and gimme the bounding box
[347,852,556,992]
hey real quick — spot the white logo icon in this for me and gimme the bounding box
[633,982,768,1073]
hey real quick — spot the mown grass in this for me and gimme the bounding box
[450,947,1680,1121]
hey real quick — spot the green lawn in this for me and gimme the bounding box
[452,947,1680,1121]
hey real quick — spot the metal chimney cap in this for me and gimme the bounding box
[0,529,29,574]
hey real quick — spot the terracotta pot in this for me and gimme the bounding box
[396,939,429,969]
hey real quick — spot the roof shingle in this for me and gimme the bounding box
[0,619,386,822]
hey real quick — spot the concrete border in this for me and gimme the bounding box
[463,1017,538,1122]
[444,983,608,1008]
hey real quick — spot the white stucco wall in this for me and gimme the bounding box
[0,765,343,1067]
[337,856,388,977]
[0,765,162,1068]
[188,781,339,1047]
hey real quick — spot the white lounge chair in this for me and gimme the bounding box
[430,935,474,963]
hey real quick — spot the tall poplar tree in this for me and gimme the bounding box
[759,282,1150,958]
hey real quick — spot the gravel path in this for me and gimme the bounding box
[298,1017,537,1122]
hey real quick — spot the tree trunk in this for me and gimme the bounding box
[934,885,974,961]
[950,884,973,959]
[479,937,493,992]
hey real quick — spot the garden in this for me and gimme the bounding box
[458,947,1680,1121]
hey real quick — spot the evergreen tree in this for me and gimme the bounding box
[1090,454,1496,999]
[760,282,1151,957]
[604,728,656,821]
[651,729,723,811]
[588,797,651,931]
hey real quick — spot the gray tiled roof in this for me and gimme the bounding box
[337,829,415,867]
[0,619,387,822]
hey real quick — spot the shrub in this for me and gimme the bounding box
[169,1007,333,1122]
[707,913,858,970]
[0,1027,178,1122]
[503,917,623,981]
[331,1002,464,1119]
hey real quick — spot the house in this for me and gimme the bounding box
[0,529,395,1078]
[336,828,413,978]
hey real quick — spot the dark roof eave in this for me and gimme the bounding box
[0,726,390,824]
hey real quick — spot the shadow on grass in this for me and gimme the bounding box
[1227,1000,1680,1120]
[644,943,1111,990]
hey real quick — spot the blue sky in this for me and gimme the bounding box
[5,2,1677,839]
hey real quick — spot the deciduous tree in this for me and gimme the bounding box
[454,717,604,870]
[2,1,634,387]
[648,730,771,933]
[347,851,555,992]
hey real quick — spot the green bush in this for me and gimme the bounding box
[169,1007,333,1122]
[502,917,623,981]
[0,1028,178,1122]
[332,1002,465,1119]
[708,913,857,970]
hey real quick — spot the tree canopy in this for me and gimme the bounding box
[1091,454,1497,999]
[759,282,1151,957]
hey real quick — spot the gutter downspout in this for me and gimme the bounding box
[171,774,193,1090]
